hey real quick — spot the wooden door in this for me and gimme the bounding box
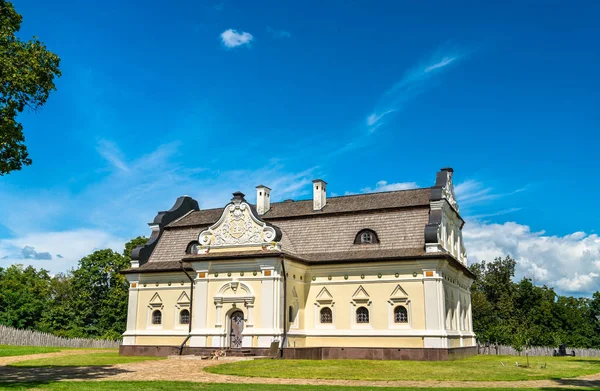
[229,310,244,349]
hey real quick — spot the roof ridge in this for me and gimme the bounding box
[269,186,432,205]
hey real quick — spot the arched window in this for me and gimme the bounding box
[179,309,190,324]
[320,307,332,323]
[288,306,295,322]
[186,241,199,254]
[152,310,162,325]
[394,306,408,323]
[356,307,369,323]
[354,229,379,244]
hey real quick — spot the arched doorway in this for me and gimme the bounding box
[229,310,244,349]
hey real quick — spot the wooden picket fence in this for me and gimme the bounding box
[0,325,121,349]
[477,343,600,357]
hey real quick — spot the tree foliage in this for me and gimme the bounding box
[0,0,61,175]
[0,237,147,340]
[470,256,600,349]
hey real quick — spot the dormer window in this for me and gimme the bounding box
[361,231,373,243]
[354,229,379,245]
[186,241,200,254]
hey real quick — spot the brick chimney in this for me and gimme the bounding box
[256,185,271,215]
[312,179,327,211]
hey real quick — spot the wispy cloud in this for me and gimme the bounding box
[267,26,291,39]
[0,140,319,273]
[455,180,526,206]
[342,180,419,195]
[424,56,457,72]
[220,29,253,48]
[96,139,129,171]
[361,180,419,193]
[366,44,467,131]
[366,109,395,127]
[466,207,523,220]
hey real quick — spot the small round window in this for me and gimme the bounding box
[354,229,379,244]
[186,241,200,254]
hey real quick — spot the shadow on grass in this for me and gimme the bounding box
[569,359,600,365]
[0,365,130,384]
[545,376,600,389]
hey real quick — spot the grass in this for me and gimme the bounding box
[206,355,600,381]
[0,382,596,391]
[9,352,163,367]
[0,345,64,357]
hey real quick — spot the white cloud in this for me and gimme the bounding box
[464,220,600,296]
[360,180,419,193]
[220,29,253,48]
[0,229,126,274]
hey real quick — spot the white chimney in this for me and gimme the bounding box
[256,185,271,215]
[312,179,327,211]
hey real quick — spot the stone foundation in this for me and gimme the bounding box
[120,345,477,361]
[282,346,476,361]
[119,345,273,357]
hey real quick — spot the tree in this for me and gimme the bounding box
[37,272,87,338]
[0,264,51,329]
[31,236,149,340]
[469,256,517,345]
[0,1,61,175]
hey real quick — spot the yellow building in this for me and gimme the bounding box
[121,168,476,360]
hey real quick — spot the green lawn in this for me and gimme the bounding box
[206,355,600,381]
[0,345,64,357]
[0,382,595,391]
[9,352,163,367]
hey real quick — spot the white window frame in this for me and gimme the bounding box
[388,299,412,329]
[350,299,372,329]
[314,300,335,330]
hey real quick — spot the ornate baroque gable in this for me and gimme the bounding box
[198,192,281,252]
[425,168,467,264]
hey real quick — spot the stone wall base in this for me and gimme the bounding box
[119,345,272,357]
[282,346,476,361]
[119,345,477,361]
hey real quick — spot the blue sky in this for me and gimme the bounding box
[1,0,599,295]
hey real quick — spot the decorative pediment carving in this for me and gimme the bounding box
[316,287,334,304]
[292,286,298,298]
[441,170,459,212]
[198,192,280,250]
[149,292,162,303]
[214,281,255,305]
[352,285,370,299]
[177,291,190,305]
[390,284,408,298]
[389,284,409,304]
[352,285,371,304]
[148,292,163,309]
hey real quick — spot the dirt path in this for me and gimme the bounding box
[106,358,600,389]
[1,352,599,388]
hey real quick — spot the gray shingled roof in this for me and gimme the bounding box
[167,188,431,227]
[142,187,436,268]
